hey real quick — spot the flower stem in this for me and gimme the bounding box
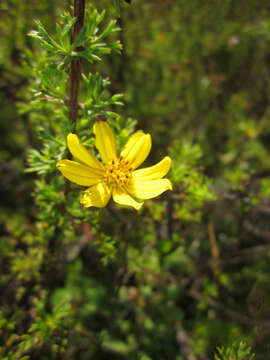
[68,0,85,125]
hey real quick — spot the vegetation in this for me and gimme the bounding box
[1,0,270,358]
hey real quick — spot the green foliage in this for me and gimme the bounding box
[29,9,121,68]
[215,342,255,360]
[82,73,123,118]
[26,127,66,175]
[170,140,215,221]
[2,0,270,359]
[1,294,71,360]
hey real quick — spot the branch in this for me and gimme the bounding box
[68,0,85,124]
[190,289,270,328]
[176,322,207,360]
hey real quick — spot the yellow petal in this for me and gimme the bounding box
[120,132,145,156]
[133,156,171,181]
[67,133,104,171]
[80,182,111,208]
[127,179,172,200]
[57,159,103,186]
[112,187,143,210]
[121,132,152,169]
[93,121,117,164]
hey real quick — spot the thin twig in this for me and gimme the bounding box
[61,0,86,229]
[107,205,132,294]
[68,0,85,125]
[207,220,220,277]
[167,194,174,240]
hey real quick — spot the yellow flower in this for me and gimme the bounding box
[57,121,172,210]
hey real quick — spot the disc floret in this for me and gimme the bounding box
[105,156,132,186]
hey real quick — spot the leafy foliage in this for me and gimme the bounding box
[215,342,255,360]
[29,9,121,67]
[2,0,270,359]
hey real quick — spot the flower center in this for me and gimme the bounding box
[105,156,132,186]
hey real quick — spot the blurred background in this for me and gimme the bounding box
[1,0,270,359]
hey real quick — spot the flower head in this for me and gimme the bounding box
[57,121,172,210]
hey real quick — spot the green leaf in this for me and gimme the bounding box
[94,20,120,42]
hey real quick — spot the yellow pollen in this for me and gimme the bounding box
[105,157,132,185]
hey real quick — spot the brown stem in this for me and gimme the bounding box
[68,0,85,125]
